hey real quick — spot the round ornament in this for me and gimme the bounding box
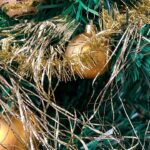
[0,115,37,150]
[65,21,109,79]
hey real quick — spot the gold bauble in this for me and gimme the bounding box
[0,115,37,150]
[65,21,109,79]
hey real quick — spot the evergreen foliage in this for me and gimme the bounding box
[0,0,149,149]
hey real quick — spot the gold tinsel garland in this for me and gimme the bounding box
[0,0,43,17]
[0,0,149,81]
[0,1,149,149]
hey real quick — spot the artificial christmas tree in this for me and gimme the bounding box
[0,0,149,149]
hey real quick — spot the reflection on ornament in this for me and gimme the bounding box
[65,21,109,79]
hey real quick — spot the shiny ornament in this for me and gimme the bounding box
[65,21,109,79]
[0,115,37,150]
